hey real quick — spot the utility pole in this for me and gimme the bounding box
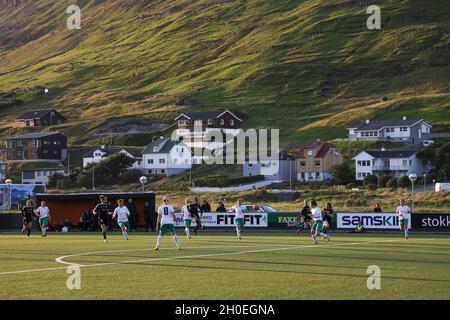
[92,162,95,191]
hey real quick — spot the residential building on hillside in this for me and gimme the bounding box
[14,109,66,128]
[347,117,432,145]
[174,109,242,149]
[6,132,67,162]
[243,152,296,183]
[142,137,192,176]
[83,146,142,169]
[296,141,344,182]
[352,150,428,181]
[21,165,66,185]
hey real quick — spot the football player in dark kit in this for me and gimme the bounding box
[289,199,312,235]
[21,199,36,238]
[93,195,113,242]
[188,197,205,235]
[321,202,334,236]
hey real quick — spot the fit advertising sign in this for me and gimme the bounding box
[174,213,268,228]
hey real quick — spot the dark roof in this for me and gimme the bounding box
[17,109,64,120]
[7,132,62,140]
[349,118,423,130]
[142,138,183,154]
[364,150,417,158]
[297,142,338,158]
[175,109,242,121]
[83,147,131,158]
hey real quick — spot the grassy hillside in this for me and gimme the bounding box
[0,0,449,150]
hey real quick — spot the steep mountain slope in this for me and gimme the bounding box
[0,0,449,149]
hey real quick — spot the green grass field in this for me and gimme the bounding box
[0,231,449,300]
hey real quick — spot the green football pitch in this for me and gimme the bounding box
[0,231,449,300]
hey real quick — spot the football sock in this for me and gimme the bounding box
[185,227,191,238]
[123,231,128,240]
[173,235,180,247]
[156,235,162,247]
[27,229,31,237]
[102,231,107,240]
[236,228,241,238]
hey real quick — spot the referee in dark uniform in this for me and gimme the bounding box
[93,195,113,242]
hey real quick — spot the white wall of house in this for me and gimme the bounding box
[22,169,65,185]
[142,144,192,176]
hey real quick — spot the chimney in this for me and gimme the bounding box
[403,116,407,121]
[366,119,370,124]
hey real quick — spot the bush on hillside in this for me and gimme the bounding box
[386,178,398,190]
[378,175,391,188]
[363,175,378,186]
[366,183,377,191]
[398,176,411,188]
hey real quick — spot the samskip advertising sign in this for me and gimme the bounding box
[412,214,450,230]
[174,213,268,228]
[337,213,411,230]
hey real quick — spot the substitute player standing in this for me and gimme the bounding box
[93,195,113,243]
[396,199,411,239]
[155,197,180,250]
[182,198,192,239]
[232,199,246,240]
[36,201,51,237]
[310,200,330,244]
[21,200,35,238]
[112,199,131,240]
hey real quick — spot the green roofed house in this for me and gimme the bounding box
[142,137,192,176]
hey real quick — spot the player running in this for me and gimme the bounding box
[189,197,204,235]
[36,201,51,237]
[155,197,180,250]
[321,202,334,238]
[112,199,130,240]
[232,199,246,240]
[182,198,192,239]
[396,199,411,239]
[93,195,113,243]
[288,200,312,235]
[21,200,35,238]
[310,200,330,244]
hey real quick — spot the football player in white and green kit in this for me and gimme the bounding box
[396,199,411,239]
[112,199,131,240]
[182,198,192,239]
[155,197,180,250]
[310,200,330,244]
[36,201,50,237]
[232,199,246,240]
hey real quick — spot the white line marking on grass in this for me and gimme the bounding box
[0,238,418,276]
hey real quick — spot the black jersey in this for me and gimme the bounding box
[22,206,35,222]
[322,208,334,223]
[187,203,201,218]
[301,205,312,221]
[94,203,112,223]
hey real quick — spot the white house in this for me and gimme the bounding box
[243,152,296,182]
[353,150,428,181]
[142,137,192,176]
[83,146,142,169]
[22,166,66,185]
[347,117,432,145]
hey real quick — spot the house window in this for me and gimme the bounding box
[400,127,408,132]
[402,160,408,166]
[149,170,152,174]
[178,120,189,126]
[220,119,225,125]
[314,160,320,167]
[409,160,412,166]
[148,159,154,164]
[315,172,320,179]
[299,161,306,167]
[161,169,165,174]
[194,120,203,125]
[207,119,213,125]
[307,150,313,156]
[374,131,378,136]
[159,159,165,164]
[301,172,305,179]
[230,119,234,126]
